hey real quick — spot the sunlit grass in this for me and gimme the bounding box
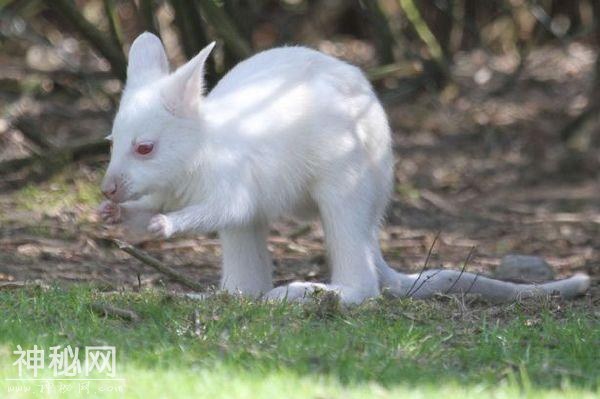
[0,286,598,398]
[15,170,102,214]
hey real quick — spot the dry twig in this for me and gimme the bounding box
[405,231,440,298]
[113,239,205,292]
[0,281,49,290]
[90,302,140,322]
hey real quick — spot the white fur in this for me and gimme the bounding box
[100,33,590,304]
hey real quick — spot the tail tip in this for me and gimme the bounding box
[571,273,591,294]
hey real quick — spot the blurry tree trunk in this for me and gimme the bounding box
[41,0,127,81]
[196,0,252,60]
[171,0,203,58]
[362,0,396,64]
[137,0,158,34]
[171,0,217,85]
[170,0,211,56]
[223,0,258,47]
[560,0,600,142]
[460,0,479,50]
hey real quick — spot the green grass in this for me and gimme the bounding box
[16,172,102,214]
[0,286,598,398]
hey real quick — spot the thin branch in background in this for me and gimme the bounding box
[196,0,252,60]
[103,0,124,54]
[414,0,454,61]
[407,269,443,298]
[526,0,568,47]
[171,0,208,58]
[114,239,205,292]
[397,0,447,72]
[170,0,217,85]
[465,272,480,295]
[366,61,423,81]
[41,0,127,81]
[360,0,396,64]
[405,231,440,298]
[223,0,256,44]
[444,246,475,295]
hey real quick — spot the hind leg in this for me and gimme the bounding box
[264,173,380,304]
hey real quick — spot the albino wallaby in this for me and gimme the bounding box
[99,33,590,304]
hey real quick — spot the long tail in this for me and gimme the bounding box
[374,251,590,302]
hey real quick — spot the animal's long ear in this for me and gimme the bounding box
[126,32,169,89]
[161,42,216,118]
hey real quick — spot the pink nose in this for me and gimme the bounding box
[101,181,118,199]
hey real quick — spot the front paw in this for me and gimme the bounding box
[148,214,174,239]
[98,201,122,224]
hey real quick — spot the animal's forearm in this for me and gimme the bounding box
[165,200,253,235]
[121,199,154,215]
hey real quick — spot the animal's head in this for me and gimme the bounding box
[101,33,215,203]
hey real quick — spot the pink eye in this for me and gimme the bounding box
[135,142,154,156]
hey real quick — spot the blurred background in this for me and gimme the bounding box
[0,0,598,295]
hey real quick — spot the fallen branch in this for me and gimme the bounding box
[0,281,49,290]
[11,117,54,150]
[0,281,27,290]
[113,239,205,292]
[90,302,140,322]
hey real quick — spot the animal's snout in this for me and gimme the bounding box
[100,176,121,201]
[101,182,117,198]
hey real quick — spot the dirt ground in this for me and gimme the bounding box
[1,43,599,302]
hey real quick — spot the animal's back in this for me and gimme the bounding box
[208,47,344,97]
[206,46,392,169]
[204,46,393,218]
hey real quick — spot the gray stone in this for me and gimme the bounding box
[493,255,556,283]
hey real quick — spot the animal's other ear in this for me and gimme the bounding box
[126,32,169,89]
[161,41,216,118]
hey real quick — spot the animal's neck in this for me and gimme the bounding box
[166,112,216,209]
